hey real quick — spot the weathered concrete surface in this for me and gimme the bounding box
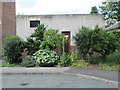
[2,67,70,74]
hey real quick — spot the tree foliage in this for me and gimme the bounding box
[40,29,64,50]
[99,1,120,27]
[25,24,47,55]
[3,35,24,64]
[90,6,99,14]
[91,26,119,57]
[73,26,93,59]
[73,26,119,59]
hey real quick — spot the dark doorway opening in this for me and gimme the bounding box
[62,31,70,53]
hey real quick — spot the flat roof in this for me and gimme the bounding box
[16,14,103,17]
[107,21,120,29]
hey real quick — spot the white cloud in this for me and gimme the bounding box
[16,0,103,15]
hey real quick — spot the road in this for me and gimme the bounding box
[1,67,119,88]
[2,74,118,88]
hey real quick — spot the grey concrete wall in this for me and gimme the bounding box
[16,14,105,46]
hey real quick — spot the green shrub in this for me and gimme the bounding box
[33,49,58,67]
[21,55,36,67]
[3,35,24,64]
[40,29,64,50]
[73,26,93,59]
[60,53,73,67]
[25,24,47,55]
[0,63,21,67]
[89,57,103,65]
[70,52,77,61]
[99,64,117,71]
[71,61,89,67]
[73,26,119,59]
[105,50,120,65]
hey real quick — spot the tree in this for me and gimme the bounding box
[73,26,119,59]
[91,26,118,58]
[73,26,93,59]
[40,29,64,50]
[90,6,98,14]
[25,24,47,55]
[3,35,25,64]
[99,1,120,27]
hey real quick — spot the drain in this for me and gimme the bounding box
[20,83,30,86]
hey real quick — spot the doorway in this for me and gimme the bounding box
[62,31,70,53]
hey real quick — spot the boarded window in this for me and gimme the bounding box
[30,21,40,28]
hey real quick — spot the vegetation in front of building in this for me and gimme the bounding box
[60,53,75,67]
[21,55,36,67]
[40,29,64,50]
[73,25,119,71]
[33,49,58,67]
[73,25,119,60]
[3,35,25,64]
[24,24,46,55]
[1,24,120,71]
[0,63,21,67]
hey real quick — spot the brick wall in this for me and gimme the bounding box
[0,1,2,58]
[0,1,16,59]
[2,1,16,39]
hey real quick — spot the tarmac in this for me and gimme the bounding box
[1,67,119,87]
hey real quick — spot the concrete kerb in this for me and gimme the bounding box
[1,67,119,87]
[60,73,118,87]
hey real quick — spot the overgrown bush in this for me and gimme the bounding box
[33,49,58,67]
[21,55,36,67]
[73,26,93,59]
[105,50,120,65]
[73,25,119,59]
[3,35,24,64]
[60,53,74,67]
[92,26,119,58]
[40,29,64,50]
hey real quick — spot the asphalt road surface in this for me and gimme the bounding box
[2,74,118,88]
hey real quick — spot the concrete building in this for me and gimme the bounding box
[16,14,105,52]
[0,0,16,58]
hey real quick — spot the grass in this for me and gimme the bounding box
[0,63,21,67]
[99,64,118,71]
[71,61,89,68]
[70,60,119,71]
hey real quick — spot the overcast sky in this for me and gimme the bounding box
[16,0,103,15]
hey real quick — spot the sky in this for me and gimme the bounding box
[16,0,103,15]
